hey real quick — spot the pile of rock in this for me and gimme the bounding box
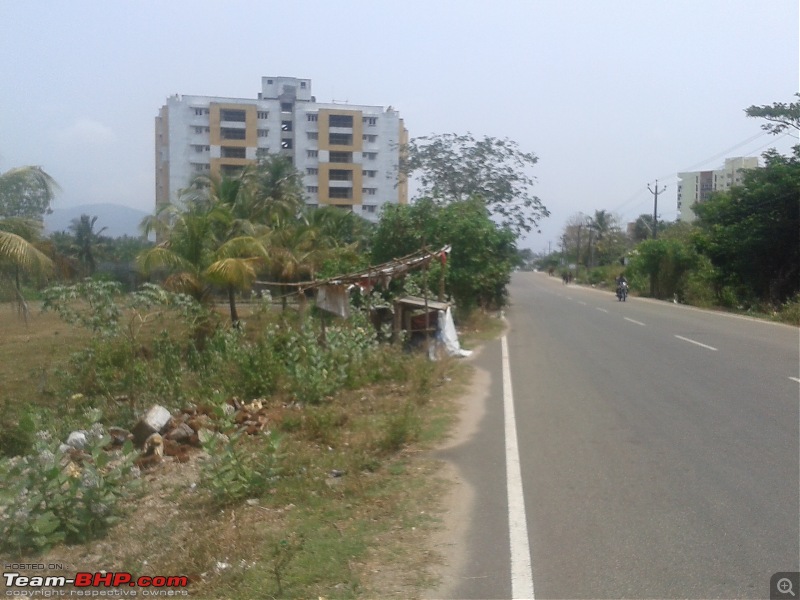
[60,399,276,470]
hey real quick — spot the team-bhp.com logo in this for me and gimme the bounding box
[4,571,189,596]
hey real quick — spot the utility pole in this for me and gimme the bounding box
[647,180,667,239]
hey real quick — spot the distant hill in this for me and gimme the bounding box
[45,203,152,239]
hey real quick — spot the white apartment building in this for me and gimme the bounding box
[155,76,408,222]
[677,156,759,223]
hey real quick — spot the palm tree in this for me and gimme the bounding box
[69,214,107,276]
[139,199,268,324]
[247,154,305,225]
[587,210,613,241]
[0,220,53,322]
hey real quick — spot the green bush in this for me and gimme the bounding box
[0,437,139,553]
[201,432,283,507]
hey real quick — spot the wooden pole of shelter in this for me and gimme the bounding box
[438,249,446,302]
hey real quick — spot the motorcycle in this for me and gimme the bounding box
[616,281,629,302]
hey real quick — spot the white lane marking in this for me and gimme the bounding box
[501,336,535,599]
[596,308,609,313]
[578,301,587,306]
[674,335,718,351]
[566,296,573,301]
[624,317,646,326]
[789,377,800,384]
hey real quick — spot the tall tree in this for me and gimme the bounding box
[0,167,58,320]
[403,133,549,237]
[745,93,800,136]
[372,197,517,310]
[69,214,107,276]
[693,147,800,305]
[139,195,270,324]
[0,166,60,219]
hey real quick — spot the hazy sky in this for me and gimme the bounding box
[1,0,797,250]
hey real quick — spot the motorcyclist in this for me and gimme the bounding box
[615,274,628,297]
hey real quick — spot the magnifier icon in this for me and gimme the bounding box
[778,578,796,597]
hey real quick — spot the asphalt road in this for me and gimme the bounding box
[438,272,799,600]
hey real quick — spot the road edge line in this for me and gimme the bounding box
[502,335,535,599]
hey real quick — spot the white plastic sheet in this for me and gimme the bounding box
[436,307,472,358]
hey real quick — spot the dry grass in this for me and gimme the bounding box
[0,302,88,405]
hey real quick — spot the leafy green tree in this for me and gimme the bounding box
[630,214,665,242]
[403,133,549,237]
[693,147,800,305]
[745,93,800,135]
[0,165,58,317]
[0,166,60,219]
[372,197,516,310]
[627,238,697,300]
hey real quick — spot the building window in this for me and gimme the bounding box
[307,114,318,122]
[329,114,354,128]
[267,79,273,84]
[221,128,246,140]
[362,204,376,213]
[257,111,269,119]
[256,148,270,158]
[307,150,318,158]
[307,186,318,193]
[221,146,246,158]
[329,151,352,163]
[194,108,209,116]
[362,134,377,143]
[220,109,246,122]
[329,133,352,146]
[281,103,293,112]
[364,152,378,160]
[329,169,352,181]
[300,81,307,89]
[328,187,352,199]
[307,132,318,140]
[281,139,293,149]
[306,168,318,175]
[362,187,377,195]
[193,145,209,153]
[281,121,293,132]
[363,117,377,126]
[364,170,377,178]
[258,129,269,137]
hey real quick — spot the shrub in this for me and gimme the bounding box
[201,432,283,507]
[0,437,139,553]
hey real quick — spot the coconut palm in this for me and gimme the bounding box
[0,220,53,321]
[69,214,108,276]
[247,154,305,225]
[139,198,268,324]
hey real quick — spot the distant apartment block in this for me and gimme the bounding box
[155,76,408,222]
[677,156,759,223]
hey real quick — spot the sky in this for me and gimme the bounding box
[1,0,797,251]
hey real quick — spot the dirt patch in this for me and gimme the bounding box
[422,346,490,599]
